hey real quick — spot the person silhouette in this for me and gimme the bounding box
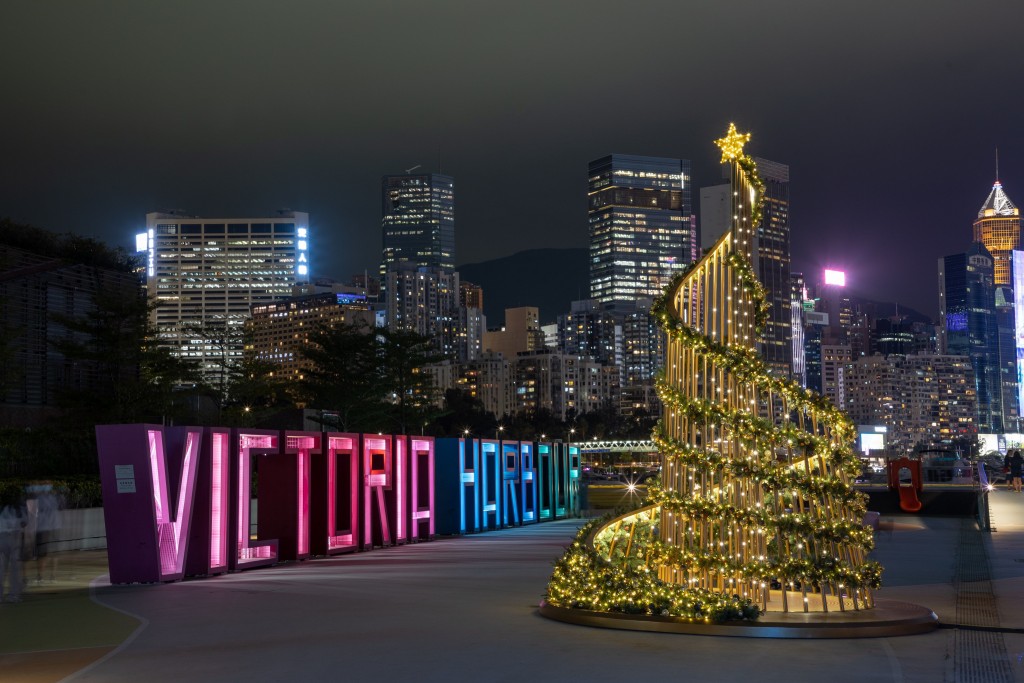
[1010,450,1024,494]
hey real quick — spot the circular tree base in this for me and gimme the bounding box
[538,599,938,638]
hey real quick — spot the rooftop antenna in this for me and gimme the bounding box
[405,164,421,174]
[996,147,1000,182]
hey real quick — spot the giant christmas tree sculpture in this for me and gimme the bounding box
[649,124,879,614]
[544,126,887,627]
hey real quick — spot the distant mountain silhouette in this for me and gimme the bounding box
[456,248,935,329]
[457,248,588,325]
[848,297,933,324]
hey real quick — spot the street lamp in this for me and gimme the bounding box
[497,425,505,440]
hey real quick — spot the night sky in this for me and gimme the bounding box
[4,1,1024,319]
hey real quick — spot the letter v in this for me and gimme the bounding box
[148,426,201,581]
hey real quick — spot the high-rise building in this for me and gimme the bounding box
[973,180,1020,286]
[699,183,731,252]
[845,354,976,452]
[454,352,515,418]
[384,264,466,361]
[1012,250,1024,425]
[557,299,621,367]
[588,154,695,308]
[790,273,807,387]
[752,158,792,377]
[482,307,545,360]
[459,280,483,310]
[139,211,310,382]
[511,350,619,420]
[938,242,1002,432]
[380,173,455,275]
[702,158,792,377]
[821,341,851,408]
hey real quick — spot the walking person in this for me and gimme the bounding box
[0,488,25,603]
[32,483,62,583]
[1010,450,1024,494]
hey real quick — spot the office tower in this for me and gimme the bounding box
[588,154,695,307]
[938,242,1002,432]
[814,270,853,342]
[616,298,664,416]
[803,307,828,393]
[248,291,374,382]
[140,211,310,383]
[1013,251,1024,424]
[703,158,792,377]
[872,317,936,357]
[973,179,1020,286]
[384,264,461,360]
[752,158,793,376]
[380,173,455,275]
[995,284,1019,431]
[790,273,807,387]
[557,299,621,367]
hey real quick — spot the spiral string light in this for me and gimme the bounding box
[546,125,881,621]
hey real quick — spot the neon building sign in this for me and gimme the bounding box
[823,269,846,287]
[296,226,309,279]
[97,426,579,584]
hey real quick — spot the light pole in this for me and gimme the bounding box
[496,425,505,441]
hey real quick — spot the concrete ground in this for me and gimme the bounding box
[7,490,1024,683]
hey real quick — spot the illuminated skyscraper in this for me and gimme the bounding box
[790,272,807,387]
[969,176,1021,431]
[753,157,792,376]
[701,157,791,377]
[588,154,695,308]
[139,211,310,383]
[938,242,1002,432]
[973,179,1020,286]
[380,173,455,275]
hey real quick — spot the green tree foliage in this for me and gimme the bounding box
[300,321,387,432]
[299,323,447,434]
[427,389,497,437]
[222,344,294,426]
[376,328,447,434]
[50,289,201,426]
[0,218,135,272]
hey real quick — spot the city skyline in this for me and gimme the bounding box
[3,2,1024,318]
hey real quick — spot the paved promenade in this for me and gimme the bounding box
[7,491,1024,682]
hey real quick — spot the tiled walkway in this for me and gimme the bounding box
[8,493,1024,682]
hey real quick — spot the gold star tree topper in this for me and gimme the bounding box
[715,123,752,163]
